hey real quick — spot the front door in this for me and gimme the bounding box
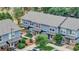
[48,34,51,39]
[65,38,70,44]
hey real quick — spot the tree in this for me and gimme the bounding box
[5,12,12,19]
[32,7,39,11]
[36,34,48,47]
[13,7,24,25]
[0,12,12,20]
[48,7,71,16]
[53,34,63,45]
[41,7,51,13]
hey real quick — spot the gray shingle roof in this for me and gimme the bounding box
[0,19,21,36]
[61,17,79,30]
[22,11,66,27]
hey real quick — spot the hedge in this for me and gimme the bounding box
[18,43,25,49]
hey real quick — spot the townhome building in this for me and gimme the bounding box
[0,19,21,50]
[22,11,79,44]
[22,11,66,40]
[60,17,79,44]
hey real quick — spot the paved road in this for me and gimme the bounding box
[47,43,72,51]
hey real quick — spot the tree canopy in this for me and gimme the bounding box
[53,34,63,45]
[0,12,12,20]
[32,7,79,18]
[13,7,25,24]
[36,34,48,46]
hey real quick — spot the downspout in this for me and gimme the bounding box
[58,17,68,34]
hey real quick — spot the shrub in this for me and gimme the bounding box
[30,39,33,43]
[53,34,63,45]
[18,43,25,49]
[20,37,26,43]
[76,43,79,45]
[73,43,79,51]
[21,39,26,43]
[26,32,33,38]
[73,46,79,51]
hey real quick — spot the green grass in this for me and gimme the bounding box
[37,45,54,51]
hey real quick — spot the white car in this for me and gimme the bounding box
[31,47,40,51]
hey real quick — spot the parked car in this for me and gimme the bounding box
[32,47,40,51]
[53,49,59,51]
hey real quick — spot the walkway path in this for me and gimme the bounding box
[47,43,72,51]
[15,43,72,51]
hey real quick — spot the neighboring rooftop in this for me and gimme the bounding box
[61,17,79,30]
[22,11,66,27]
[0,19,21,36]
[22,11,79,31]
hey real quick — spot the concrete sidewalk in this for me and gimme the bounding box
[47,43,72,51]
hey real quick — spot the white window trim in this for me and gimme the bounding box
[9,32,15,39]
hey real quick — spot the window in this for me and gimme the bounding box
[50,28,54,31]
[30,22,33,25]
[61,29,66,34]
[0,36,1,41]
[12,32,15,37]
[67,29,72,35]
[26,22,27,24]
[70,30,72,34]
[23,20,26,23]
[72,31,75,35]
[9,33,11,39]
[9,32,15,39]
[36,24,40,27]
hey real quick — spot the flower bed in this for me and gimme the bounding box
[18,43,25,49]
[25,32,33,38]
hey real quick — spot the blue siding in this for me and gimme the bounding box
[76,31,79,43]
[50,26,58,34]
[40,24,50,32]
[0,30,21,44]
[0,34,9,42]
[22,19,30,28]
[23,19,59,35]
[76,31,79,38]
[14,31,21,38]
[60,27,76,37]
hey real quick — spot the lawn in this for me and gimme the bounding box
[37,45,54,51]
